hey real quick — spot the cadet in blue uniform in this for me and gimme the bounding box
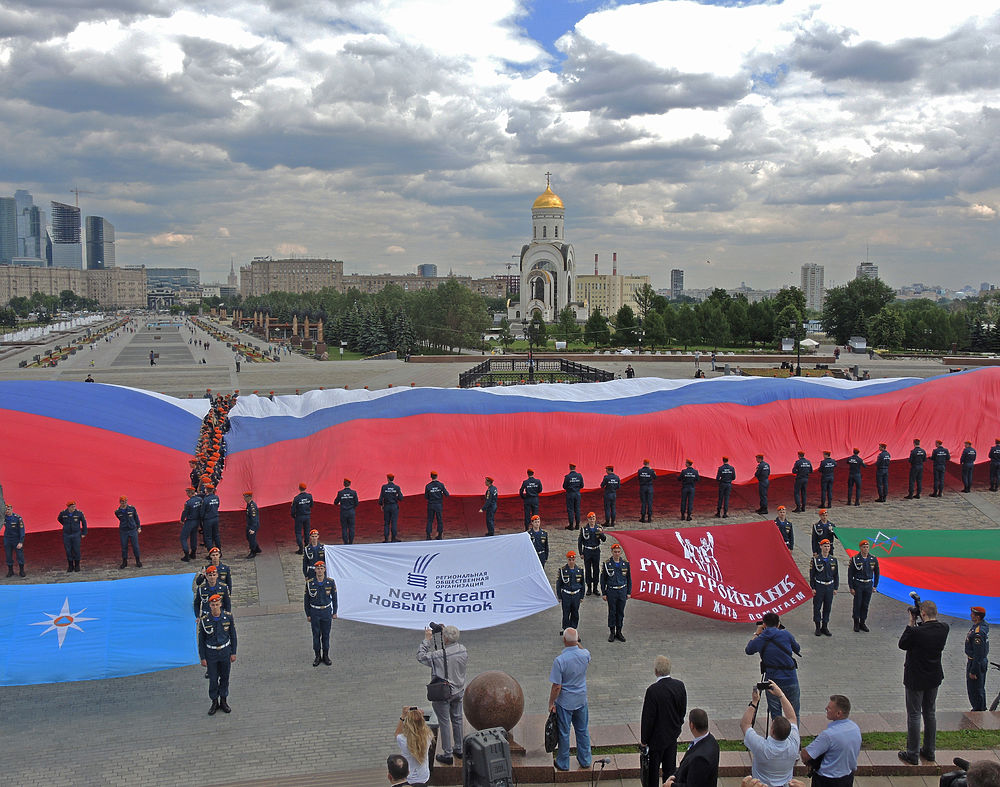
[198,593,237,715]
[527,514,549,564]
[181,487,202,562]
[966,606,990,711]
[291,482,314,554]
[519,469,543,530]
[754,453,770,515]
[846,447,864,506]
[774,505,793,549]
[57,500,87,573]
[115,495,142,569]
[562,463,584,530]
[424,471,449,540]
[201,546,232,592]
[480,476,498,536]
[638,459,656,522]
[811,509,837,556]
[809,539,838,636]
[714,456,736,518]
[930,440,950,497]
[678,459,698,521]
[961,440,977,493]
[334,478,359,544]
[818,451,836,509]
[848,539,879,632]
[378,473,404,542]
[304,560,338,666]
[201,484,221,550]
[3,503,25,577]
[577,512,606,595]
[194,566,231,616]
[601,465,621,526]
[875,442,891,502]
[989,439,1000,492]
[905,438,927,498]
[792,451,812,512]
[302,529,325,578]
[243,491,261,558]
[601,543,631,642]
[556,551,585,634]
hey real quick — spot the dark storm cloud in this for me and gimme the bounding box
[555,39,749,118]
[1,0,170,41]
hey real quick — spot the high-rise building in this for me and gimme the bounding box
[855,261,878,280]
[800,263,825,311]
[50,201,82,269]
[228,259,238,287]
[14,190,45,262]
[144,267,202,290]
[0,198,16,265]
[416,263,437,278]
[670,268,684,299]
[85,215,115,270]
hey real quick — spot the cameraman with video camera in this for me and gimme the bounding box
[898,596,950,766]
[740,681,800,787]
[417,623,468,766]
[746,612,802,719]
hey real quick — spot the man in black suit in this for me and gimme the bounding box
[666,709,719,787]
[640,655,687,787]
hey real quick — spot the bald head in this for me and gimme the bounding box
[563,628,579,646]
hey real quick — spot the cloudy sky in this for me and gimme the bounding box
[2,0,998,290]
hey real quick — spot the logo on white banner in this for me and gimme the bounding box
[370,550,496,616]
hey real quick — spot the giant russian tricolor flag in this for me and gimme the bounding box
[837,527,1000,621]
[4,369,1000,528]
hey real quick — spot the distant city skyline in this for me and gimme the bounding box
[1,1,997,288]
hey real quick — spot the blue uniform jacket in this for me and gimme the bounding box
[716,463,736,486]
[601,473,621,495]
[909,447,927,466]
[846,454,864,476]
[245,500,259,531]
[792,458,813,478]
[198,611,237,660]
[755,461,770,482]
[2,513,25,542]
[990,445,1000,465]
[965,621,989,662]
[637,466,656,486]
[194,582,231,616]
[562,471,584,494]
[931,446,950,468]
[528,529,549,562]
[745,626,801,684]
[556,564,585,597]
[520,476,542,501]
[483,484,498,511]
[182,496,203,526]
[678,467,699,487]
[115,505,140,531]
[334,487,359,512]
[302,544,325,576]
[201,494,220,523]
[378,483,403,507]
[809,555,839,590]
[876,449,892,470]
[962,446,977,466]
[291,491,314,518]
[578,526,606,554]
[848,553,879,590]
[425,480,449,506]
[819,458,837,478]
[601,558,631,595]
[57,508,87,535]
[304,576,338,618]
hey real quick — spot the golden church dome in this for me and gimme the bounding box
[532,185,564,210]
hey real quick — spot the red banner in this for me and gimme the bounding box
[612,522,812,623]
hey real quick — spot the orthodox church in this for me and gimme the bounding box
[509,175,577,323]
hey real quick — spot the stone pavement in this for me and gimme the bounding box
[0,315,998,786]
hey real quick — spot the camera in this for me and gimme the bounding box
[756,681,773,691]
[428,621,445,632]
[908,591,923,620]
[940,757,970,787]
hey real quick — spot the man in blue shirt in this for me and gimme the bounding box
[801,695,861,787]
[745,612,801,719]
[549,628,592,771]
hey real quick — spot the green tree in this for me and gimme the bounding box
[728,297,750,346]
[8,296,29,317]
[821,278,895,344]
[584,308,610,348]
[0,307,16,327]
[674,303,697,350]
[642,310,667,347]
[527,311,548,348]
[59,289,78,310]
[498,317,514,352]
[773,286,806,317]
[748,300,775,348]
[554,306,581,343]
[868,306,905,349]
[613,304,638,345]
[697,301,730,348]
[774,304,804,345]
[633,283,657,322]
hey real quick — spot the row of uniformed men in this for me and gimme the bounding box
[1,497,146,577]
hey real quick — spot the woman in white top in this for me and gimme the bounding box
[395,706,433,786]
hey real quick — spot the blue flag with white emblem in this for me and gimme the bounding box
[0,574,199,686]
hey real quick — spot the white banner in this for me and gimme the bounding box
[323,533,557,630]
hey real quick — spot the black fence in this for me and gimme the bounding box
[459,357,615,388]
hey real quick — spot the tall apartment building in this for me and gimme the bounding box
[800,263,825,311]
[50,201,83,269]
[0,198,15,265]
[855,261,878,280]
[670,268,684,299]
[85,216,115,269]
[0,265,146,307]
[240,257,344,297]
[14,190,45,262]
[416,263,437,278]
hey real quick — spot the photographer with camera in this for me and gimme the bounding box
[417,623,467,766]
[395,706,433,786]
[898,597,950,765]
[745,612,802,719]
[740,681,800,787]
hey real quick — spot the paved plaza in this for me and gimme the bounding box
[0,316,997,786]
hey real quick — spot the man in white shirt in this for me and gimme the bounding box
[740,681,800,787]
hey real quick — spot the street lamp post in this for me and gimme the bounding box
[790,319,802,377]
